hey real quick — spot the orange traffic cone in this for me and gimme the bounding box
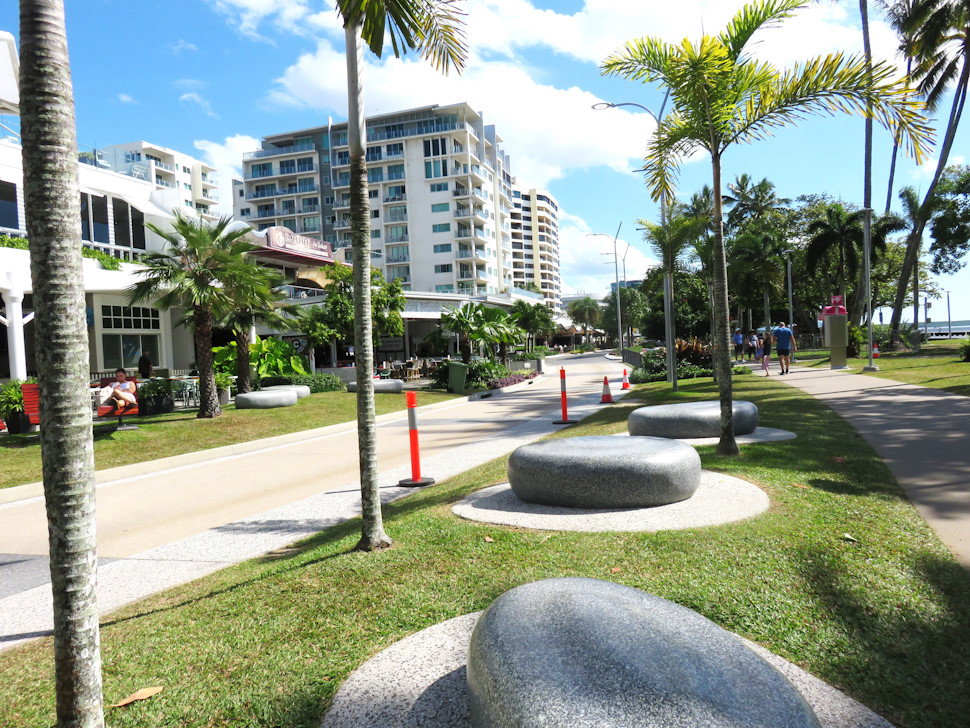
[601,376,613,404]
[873,343,880,358]
[621,368,631,390]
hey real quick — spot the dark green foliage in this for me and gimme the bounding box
[639,268,711,339]
[674,337,713,366]
[259,374,345,393]
[959,340,970,363]
[847,324,867,358]
[430,360,510,390]
[929,165,970,274]
[1,232,121,270]
[0,380,26,417]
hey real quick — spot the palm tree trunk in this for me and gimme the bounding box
[194,307,221,418]
[346,21,391,551]
[885,58,911,215]
[890,57,969,346]
[711,153,739,456]
[234,327,251,394]
[20,1,105,724]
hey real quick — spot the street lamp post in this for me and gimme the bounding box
[782,249,795,361]
[862,208,878,372]
[588,224,624,352]
[947,290,952,338]
[592,96,677,387]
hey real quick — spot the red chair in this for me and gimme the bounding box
[95,377,139,429]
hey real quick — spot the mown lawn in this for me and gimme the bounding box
[1,376,968,728]
[804,339,970,397]
[0,389,459,490]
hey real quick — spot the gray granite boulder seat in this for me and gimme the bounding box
[261,384,311,399]
[234,389,298,409]
[507,436,700,509]
[629,399,758,439]
[467,577,821,728]
[347,379,405,393]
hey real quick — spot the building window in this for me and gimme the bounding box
[386,142,403,156]
[297,157,314,172]
[102,332,160,370]
[433,243,452,253]
[432,223,451,233]
[0,181,18,230]
[423,137,447,157]
[112,198,131,247]
[431,202,449,213]
[369,189,379,199]
[430,182,448,193]
[424,160,445,179]
[434,264,453,273]
[435,284,455,293]
[367,168,384,183]
[101,305,160,331]
[279,159,296,175]
[371,229,381,239]
[91,194,109,243]
[372,209,380,218]
[387,163,405,181]
[252,162,273,178]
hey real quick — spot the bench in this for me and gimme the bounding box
[23,380,140,430]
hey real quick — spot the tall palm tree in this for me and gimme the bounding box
[724,175,791,230]
[602,0,932,455]
[475,306,523,362]
[567,296,601,344]
[888,0,968,346]
[338,0,466,551]
[19,1,104,724]
[442,301,480,363]
[128,211,255,418]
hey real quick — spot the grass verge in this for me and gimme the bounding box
[1,376,968,728]
[0,389,460,490]
[803,340,970,397]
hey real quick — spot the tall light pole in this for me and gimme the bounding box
[782,248,795,363]
[592,96,678,386]
[946,290,952,338]
[588,224,624,351]
[862,208,878,372]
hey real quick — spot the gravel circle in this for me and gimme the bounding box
[321,612,893,728]
[451,471,769,532]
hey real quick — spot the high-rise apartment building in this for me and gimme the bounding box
[234,103,523,297]
[100,141,219,221]
[510,185,562,311]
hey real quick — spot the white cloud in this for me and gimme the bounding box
[118,93,136,104]
[172,39,198,54]
[180,92,219,119]
[911,155,965,181]
[194,133,261,217]
[174,78,207,91]
[558,221,658,298]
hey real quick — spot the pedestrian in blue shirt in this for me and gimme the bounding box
[772,322,796,374]
[732,329,744,362]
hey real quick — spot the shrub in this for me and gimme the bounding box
[259,373,344,393]
[138,378,174,398]
[847,324,866,358]
[214,372,233,391]
[1,233,121,270]
[487,370,540,390]
[0,380,26,418]
[430,359,511,390]
[674,337,713,366]
[960,340,970,363]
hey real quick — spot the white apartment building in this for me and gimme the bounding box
[510,185,562,312]
[100,141,219,221]
[234,103,523,297]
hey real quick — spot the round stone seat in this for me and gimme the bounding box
[347,379,404,394]
[507,435,700,509]
[629,400,758,439]
[261,384,311,399]
[234,389,298,409]
[467,578,821,728]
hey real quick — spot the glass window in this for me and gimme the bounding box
[79,193,90,240]
[91,195,109,243]
[431,202,449,213]
[430,182,448,193]
[0,180,17,229]
[434,264,453,273]
[112,198,131,247]
[433,243,452,253]
[367,168,384,183]
[432,223,451,233]
[435,284,455,293]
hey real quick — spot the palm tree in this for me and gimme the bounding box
[19,1,104,724]
[475,306,523,362]
[128,211,255,418]
[732,223,787,330]
[567,296,600,345]
[338,0,466,551]
[442,301,480,363]
[639,198,708,388]
[724,176,790,230]
[888,0,969,346]
[601,0,931,455]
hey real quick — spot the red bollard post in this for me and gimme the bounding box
[553,367,575,424]
[398,391,435,487]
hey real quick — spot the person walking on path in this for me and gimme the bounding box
[733,329,744,362]
[746,330,759,362]
[773,322,795,374]
[761,330,772,376]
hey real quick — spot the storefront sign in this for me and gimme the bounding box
[264,227,333,261]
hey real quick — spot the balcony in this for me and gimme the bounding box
[453,186,469,198]
[385,253,410,264]
[386,235,410,244]
[256,209,277,219]
[244,139,316,160]
[383,193,407,203]
[298,204,321,214]
[246,188,278,201]
[457,267,487,283]
[456,245,487,263]
[277,284,326,300]
[300,222,321,233]
[454,204,471,219]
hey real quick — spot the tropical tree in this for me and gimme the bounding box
[475,306,523,362]
[888,0,969,346]
[441,301,480,363]
[732,222,787,330]
[338,0,466,551]
[601,0,931,455]
[511,300,556,352]
[20,0,104,724]
[128,211,255,418]
[723,175,790,230]
[567,296,601,344]
[927,165,970,273]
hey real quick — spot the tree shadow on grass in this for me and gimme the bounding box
[795,546,970,728]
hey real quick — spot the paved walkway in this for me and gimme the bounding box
[774,363,970,569]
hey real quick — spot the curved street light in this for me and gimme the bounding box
[587,224,623,351]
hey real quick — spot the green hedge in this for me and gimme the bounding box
[259,373,344,393]
[0,233,122,270]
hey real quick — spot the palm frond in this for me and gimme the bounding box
[643,116,707,202]
[719,0,807,60]
[601,36,674,82]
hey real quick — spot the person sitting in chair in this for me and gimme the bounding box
[102,368,137,412]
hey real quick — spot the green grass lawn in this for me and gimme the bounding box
[803,339,970,397]
[0,389,460,491]
[2,376,968,728]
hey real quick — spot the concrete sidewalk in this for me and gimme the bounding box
[773,364,970,570]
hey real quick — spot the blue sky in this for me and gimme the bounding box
[1,0,968,321]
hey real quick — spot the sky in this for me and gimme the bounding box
[1,0,969,322]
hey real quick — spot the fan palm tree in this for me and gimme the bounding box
[601,0,931,455]
[128,211,256,418]
[567,296,601,345]
[338,0,466,551]
[441,301,480,363]
[888,0,969,345]
[19,1,104,724]
[475,306,523,362]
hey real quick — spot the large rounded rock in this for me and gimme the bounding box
[347,379,405,393]
[629,400,759,439]
[468,578,821,728]
[507,436,700,509]
[261,384,311,399]
[235,390,298,409]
